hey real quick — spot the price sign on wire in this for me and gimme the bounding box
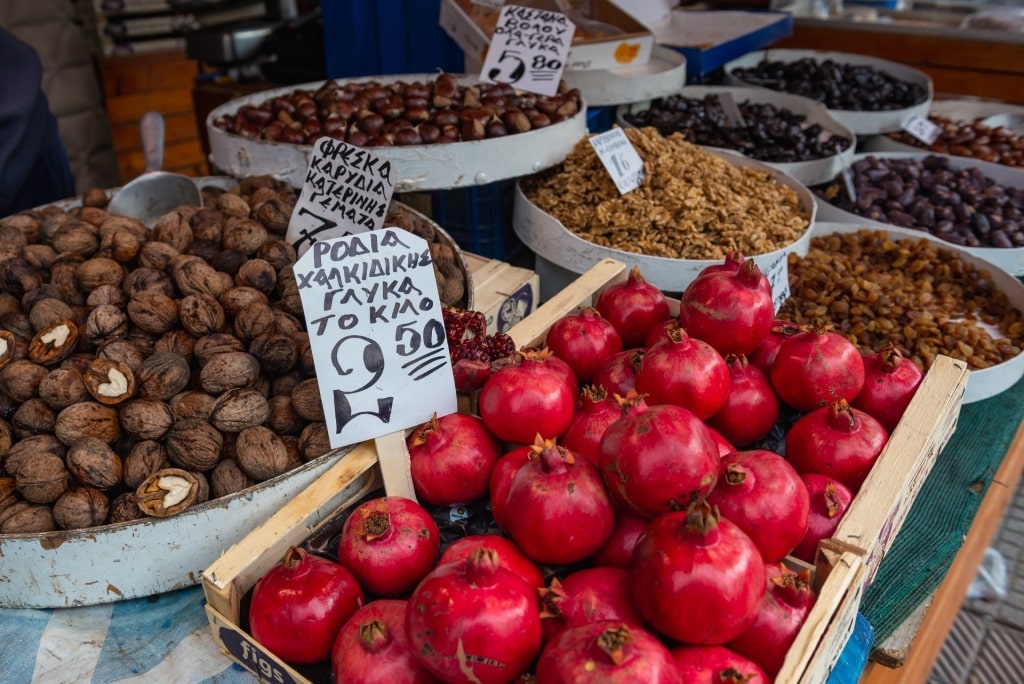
[589,127,645,195]
[294,229,457,451]
[716,92,747,128]
[285,137,396,257]
[479,4,575,97]
[901,113,942,146]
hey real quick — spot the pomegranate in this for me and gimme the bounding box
[785,399,888,492]
[728,563,818,678]
[792,474,855,564]
[249,547,364,665]
[594,266,672,348]
[406,547,542,684]
[561,385,622,465]
[479,349,576,444]
[592,349,643,397]
[636,326,730,420]
[438,534,544,593]
[706,449,810,562]
[337,496,440,597]
[539,567,645,643]
[678,258,774,355]
[488,444,532,530]
[770,327,866,412]
[671,645,770,684]
[599,401,721,518]
[502,439,615,564]
[407,412,500,506]
[535,621,681,683]
[749,319,801,378]
[853,342,924,432]
[544,307,623,384]
[591,511,648,569]
[630,503,766,645]
[706,425,737,459]
[644,318,681,349]
[707,354,780,447]
[331,599,439,684]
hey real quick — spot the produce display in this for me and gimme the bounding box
[884,114,1024,167]
[779,229,1024,370]
[211,72,583,146]
[237,256,921,683]
[816,154,1024,248]
[621,94,853,163]
[521,127,810,259]
[730,58,928,112]
[0,177,470,533]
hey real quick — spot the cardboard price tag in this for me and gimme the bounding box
[589,128,645,195]
[901,114,942,146]
[717,92,747,128]
[480,4,575,97]
[761,252,792,312]
[286,137,396,257]
[294,229,457,450]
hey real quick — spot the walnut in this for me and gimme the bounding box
[235,426,288,482]
[55,401,121,445]
[75,205,109,227]
[290,377,325,421]
[98,215,147,241]
[234,259,277,295]
[135,351,191,401]
[0,418,11,462]
[210,458,254,498]
[83,358,136,405]
[273,310,304,336]
[51,221,99,257]
[0,257,43,298]
[169,390,217,421]
[233,302,276,342]
[298,421,331,461]
[216,192,251,218]
[266,394,306,436]
[66,437,123,490]
[193,333,245,366]
[39,213,75,243]
[98,339,145,373]
[0,501,57,533]
[28,319,81,365]
[85,304,128,345]
[109,491,145,524]
[136,467,199,517]
[124,268,174,299]
[0,311,34,341]
[275,266,304,316]
[249,333,298,376]
[271,369,305,398]
[222,216,268,255]
[178,293,225,337]
[189,207,225,243]
[0,293,19,315]
[153,330,195,362]
[80,187,109,208]
[123,440,170,489]
[209,387,270,432]
[38,367,88,410]
[16,451,69,503]
[136,241,181,271]
[254,197,294,233]
[11,398,56,437]
[76,257,124,292]
[22,243,58,272]
[173,258,229,298]
[186,238,220,264]
[281,435,303,470]
[199,351,260,394]
[218,286,268,317]
[119,398,175,441]
[0,330,15,370]
[86,284,128,309]
[126,291,179,335]
[0,358,48,401]
[0,475,17,511]
[3,212,41,242]
[99,228,146,263]
[294,332,315,375]
[28,298,74,332]
[5,434,65,476]
[191,470,210,504]
[256,239,296,272]
[150,211,194,252]
[164,418,223,471]
[49,254,86,305]
[53,485,109,529]
[211,248,247,276]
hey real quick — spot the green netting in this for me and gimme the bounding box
[861,371,1024,646]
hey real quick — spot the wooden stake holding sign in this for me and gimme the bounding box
[479,4,575,97]
[287,138,458,502]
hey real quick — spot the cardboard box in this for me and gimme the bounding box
[464,253,540,334]
[439,0,655,72]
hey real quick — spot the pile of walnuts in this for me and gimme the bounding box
[0,176,469,533]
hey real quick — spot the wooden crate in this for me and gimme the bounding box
[201,257,965,683]
[463,253,541,335]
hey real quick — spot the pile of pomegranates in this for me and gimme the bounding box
[243,259,925,683]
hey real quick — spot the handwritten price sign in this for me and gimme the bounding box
[589,128,645,195]
[294,229,456,448]
[286,137,396,257]
[480,4,575,97]
[901,114,941,146]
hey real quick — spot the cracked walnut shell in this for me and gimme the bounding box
[136,468,199,517]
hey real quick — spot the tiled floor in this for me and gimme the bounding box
[929,479,1024,683]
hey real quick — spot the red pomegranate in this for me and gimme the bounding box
[792,474,855,564]
[407,412,500,506]
[853,342,924,432]
[678,258,774,355]
[594,266,672,348]
[707,354,780,447]
[544,307,623,384]
[771,327,865,412]
[785,399,888,492]
[535,621,681,683]
[636,326,730,420]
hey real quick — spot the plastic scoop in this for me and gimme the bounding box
[106,111,202,225]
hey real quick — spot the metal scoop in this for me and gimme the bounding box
[106,111,203,225]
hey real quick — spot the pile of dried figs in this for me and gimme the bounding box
[0,177,469,533]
